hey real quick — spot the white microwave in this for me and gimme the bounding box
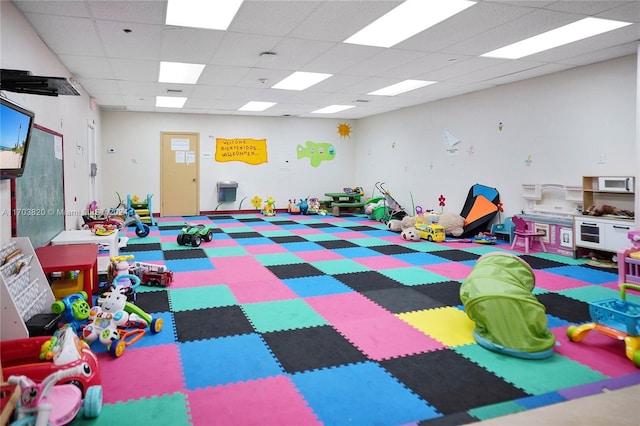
[598,177,634,192]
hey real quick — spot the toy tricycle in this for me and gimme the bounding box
[8,364,102,426]
[567,283,640,367]
[177,223,214,247]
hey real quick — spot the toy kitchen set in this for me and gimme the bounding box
[520,176,635,259]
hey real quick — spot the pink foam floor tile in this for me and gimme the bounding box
[379,236,403,244]
[354,256,412,270]
[171,270,224,289]
[295,250,345,262]
[306,292,398,322]
[98,344,184,403]
[228,279,299,303]
[534,270,591,291]
[155,216,180,222]
[125,230,160,238]
[335,231,369,240]
[334,316,444,361]
[424,262,473,280]
[212,261,278,284]
[552,327,639,377]
[215,222,249,229]
[187,376,321,426]
[250,225,284,231]
[288,228,323,236]
[210,238,241,247]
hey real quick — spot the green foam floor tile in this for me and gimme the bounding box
[350,237,394,247]
[170,285,237,311]
[73,393,190,426]
[242,299,328,332]
[310,259,371,275]
[257,230,296,237]
[379,267,449,286]
[202,246,249,257]
[468,399,526,421]
[127,236,161,245]
[558,285,637,304]
[300,233,341,242]
[455,344,607,395]
[254,253,306,266]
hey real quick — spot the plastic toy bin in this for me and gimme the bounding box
[589,299,640,336]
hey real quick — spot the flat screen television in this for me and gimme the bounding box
[0,97,35,179]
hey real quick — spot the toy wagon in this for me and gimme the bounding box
[567,283,640,367]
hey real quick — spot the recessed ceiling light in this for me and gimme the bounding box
[272,71,333,91]
[312,105,355,114]
[156,96,187,108]
[159,61,205,84]
[481,17,632,59]
[166,0,243,30]
[239,101,276,112]
[344,0,476,48]
[368,80,436,96]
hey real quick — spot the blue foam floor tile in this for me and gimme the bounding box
[291,361,440,425]
[284,275,355,297]
[180,334,284,389]
[332,246,383,259]
[394,252,450,266]
[165,258,214,272]
[547,265,618,284]
[127,250,165,262]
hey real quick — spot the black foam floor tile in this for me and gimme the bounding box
[519,255,567,269]
[306,223,337,229]
[536,292,591,323]
[348,225,380,232]
[157,225,184,230]
[412,281,463,306]
[315,240,359,249]
[174,306,254,342]
[237,217,266,223]
[268,220,298,225]
[380,349,529,415]
[135,290,170,314]
[163,248,208,260]
[121,243,163,252]
[370,245,418,255]
[228,231,263,239]
[262,325,368,373]
[269,236,308,244]
[333,271,404,292]
[419,411,479,426]
[209,215,234,220]
[362,287,446,313]
[431,250,480,262]
[267,263,325,279]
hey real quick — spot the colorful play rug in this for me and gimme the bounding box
[73,213,639,425]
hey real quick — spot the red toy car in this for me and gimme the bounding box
[0,325,101,397]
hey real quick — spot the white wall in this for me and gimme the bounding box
[100,112,356,212]
[356,55,638,218]
[0,1,101,245]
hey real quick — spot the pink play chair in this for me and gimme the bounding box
[510,216,547,254]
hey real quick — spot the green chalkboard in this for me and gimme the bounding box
[14,125,64,248]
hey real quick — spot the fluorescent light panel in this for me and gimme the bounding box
[156,96,187,108]
[312,105,355,114]
[482,17,632,59]
[159,61,205,84]
[272,71,333,91]
[166,0,243,30]
[344,0,476,48]
[369,80,436,96]
[239,101,276,112]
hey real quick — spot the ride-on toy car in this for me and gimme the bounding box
[177,224,213,247]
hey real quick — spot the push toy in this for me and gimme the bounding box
[8,364,102,426]
[567,283,640,367]
[177,223,214,247]
[83,278,163,358]
[51,292,91,333]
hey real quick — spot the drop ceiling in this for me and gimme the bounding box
[10,0,640,119]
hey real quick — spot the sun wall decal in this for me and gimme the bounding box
[337,122,351,139]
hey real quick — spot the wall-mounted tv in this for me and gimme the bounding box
[0,97,35,179]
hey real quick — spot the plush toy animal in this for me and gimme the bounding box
[583,204,634,218]
[438,212,465,237]
[387,219,402,232]
[401,227,421,241]
[401,215,416,230]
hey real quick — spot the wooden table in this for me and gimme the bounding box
[324,192,365,216]
[35,244,99,306]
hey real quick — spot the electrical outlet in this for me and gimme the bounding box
[597,154,606,164]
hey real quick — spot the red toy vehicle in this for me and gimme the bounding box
[129,261,173,287]
[0,325,101,397]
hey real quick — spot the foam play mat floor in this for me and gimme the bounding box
[73,213,640,425]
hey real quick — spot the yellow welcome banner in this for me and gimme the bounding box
[215,138,268,165]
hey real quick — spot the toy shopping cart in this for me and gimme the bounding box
[567,283,640,367]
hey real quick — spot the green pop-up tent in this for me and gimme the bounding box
[460,252,555,359]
